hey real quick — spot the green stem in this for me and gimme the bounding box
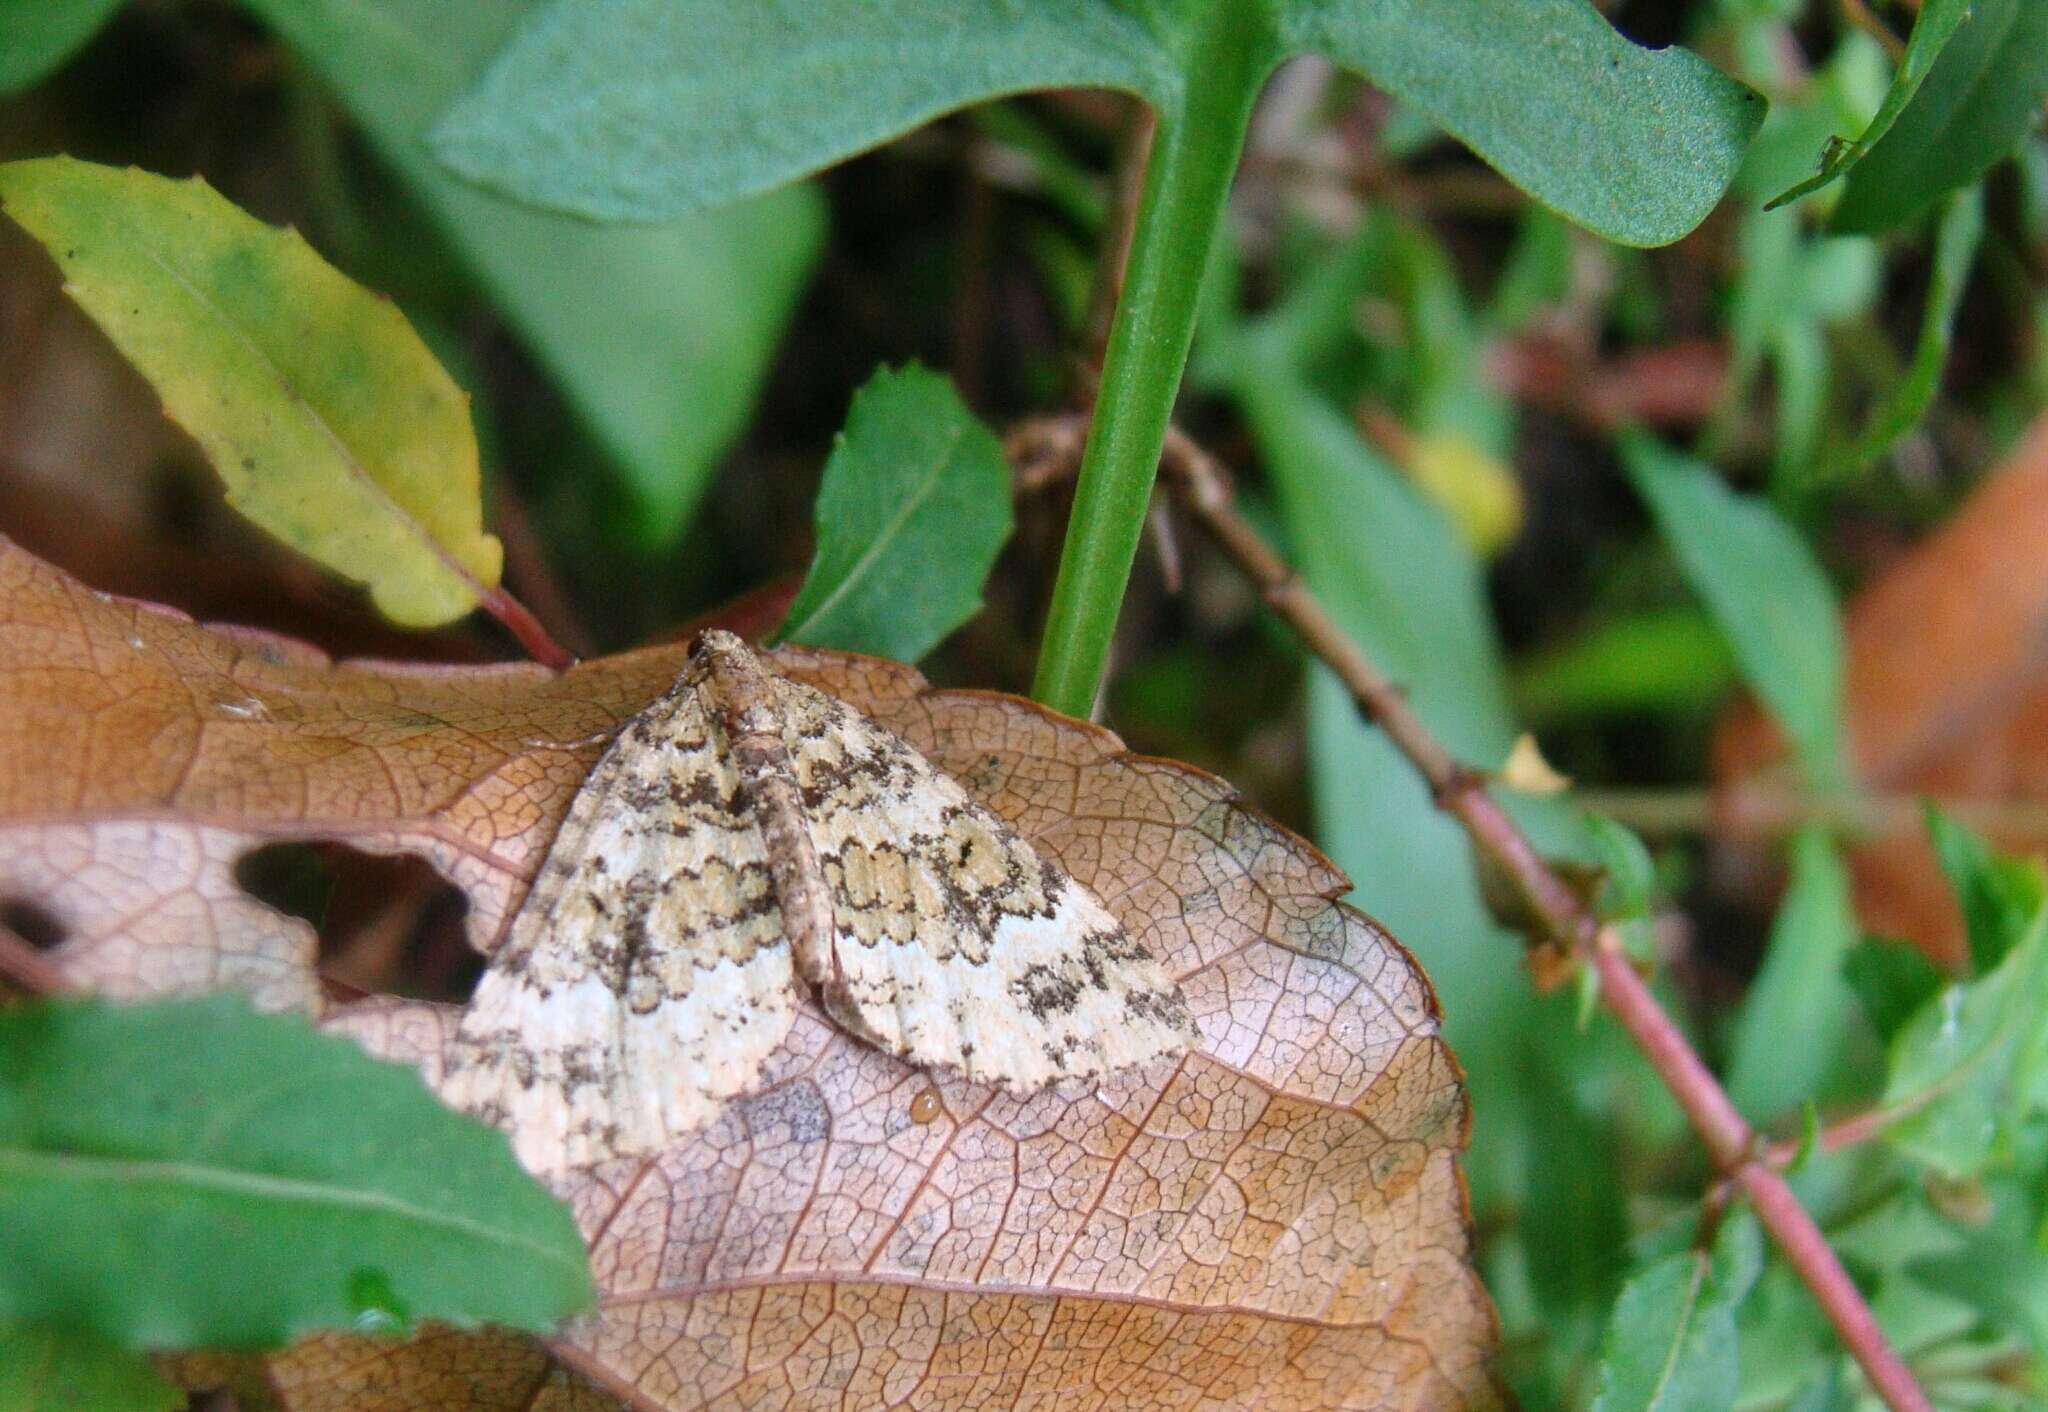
[1030,7,1274,716]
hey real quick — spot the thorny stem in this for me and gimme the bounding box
[1007,414,1935,1412]
[480,585,575,672]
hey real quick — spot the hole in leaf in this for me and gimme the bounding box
[0,897,68,951]
[234,843,475,1003]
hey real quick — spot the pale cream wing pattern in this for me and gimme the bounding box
[444,673,798,1174]
[767,672,1196,1089]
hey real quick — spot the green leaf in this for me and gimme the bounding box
[1833,0,2048,233]
[1279,0,1763,246]
[1883,899,2048,1179]
[1586,814,1658,921]
[0,157,502,628]
[1780,1365,1850,1412]
[1726,828,1861,1121]
[431,0,1756,246]
[1584,813,1659,966]
[0,996,594,1349]
[1926,804,2048,977]
[243,0,824,541]
[1512,609,1737,723]
[773,365,1013,662]
[1590,1211,1761,1412]
[0,1325,180,1412]
[1817,187,1984,484]
[0,0,123,93]
[1620,432,1846,792]
[431,0,1170,222]
[1908,1127,2048,1358]
[1844,936,1947,1045]
[1767,0,1972,208]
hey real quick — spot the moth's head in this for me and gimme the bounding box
[688,628,746,662]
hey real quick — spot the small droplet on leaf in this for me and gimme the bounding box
[908,1088,942,1125]
[346,1267,410,1336]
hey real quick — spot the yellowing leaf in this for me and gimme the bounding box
[0,158,501,627]
[1402,430,1523,558]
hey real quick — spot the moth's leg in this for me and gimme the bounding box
[693,631,842,990]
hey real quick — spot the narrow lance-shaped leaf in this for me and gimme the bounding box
[1926,804,2048,976]
[1819,188,1983,483]
[1621,431,1846,792]
[0,157,502,627]
[429,0,1759,247]
[1768,0,1972,208]
[0,995,595,1349]
[0,0,124,94]
[0,1324,181,1412]
[1833,0,2048,233]
[1725,827,1860,1121]
[773,364,1014,662]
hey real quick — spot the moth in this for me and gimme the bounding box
[446,630,1196,1173]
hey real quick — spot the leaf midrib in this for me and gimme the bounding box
[117,210,485,602]
[784,419,969,638]
[0,1148,581,1274]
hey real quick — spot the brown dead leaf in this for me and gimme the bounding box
[1716,412,2048,966]
[0,534,1496,1410]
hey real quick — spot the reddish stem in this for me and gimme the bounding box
[0,924,70,995]
[481,585,575,671]
[1106,421,1936,1412]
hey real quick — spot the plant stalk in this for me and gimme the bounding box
[481,585,576,671]
[1030,10,1271,716]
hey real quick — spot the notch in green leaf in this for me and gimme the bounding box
[0,995,594,1350]
[774,364,1013,664]
[1620,431,1846,794]
[0,157,502,629]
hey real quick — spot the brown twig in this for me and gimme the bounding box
[1760,1099,1921,1171]
[1839,0,1908,62]
[1584,785,2048,846]
[1008,414,1935,1412]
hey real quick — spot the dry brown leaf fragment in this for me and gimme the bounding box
[1715,412,2048,964]
[0,535,1495,1409]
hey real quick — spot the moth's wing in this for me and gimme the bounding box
[445,677,796,1173]
[769,675,1194,1091]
